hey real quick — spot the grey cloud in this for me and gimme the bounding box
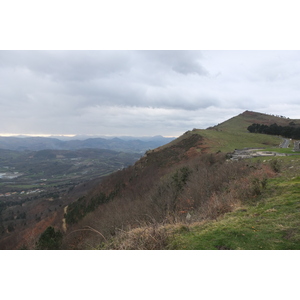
[63,79,218,112]
[0,50,132,81]
[1,50,300,137]
[172,62,207,75]
[139,50,208,76]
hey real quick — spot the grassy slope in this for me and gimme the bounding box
[196,111,294,153]
[162,111,299,154]
[168,156,300,250]
[157,111,285,154]
[194,128,280,153]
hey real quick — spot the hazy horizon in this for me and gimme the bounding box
[0,133,178,139]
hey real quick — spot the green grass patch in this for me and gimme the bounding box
[263,147,297,154]
[168,174,300,250]
[10,184,41,189]
[193,129,280,153]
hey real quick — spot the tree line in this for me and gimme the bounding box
[247,123,300,139]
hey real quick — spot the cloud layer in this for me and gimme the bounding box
[1,50,300,136]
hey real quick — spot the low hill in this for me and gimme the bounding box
[214,110,298,131]
[188,111,300,153]
[156,110,298,154]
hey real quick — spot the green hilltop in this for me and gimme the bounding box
[196,110,299,153]
[159,110,298,154]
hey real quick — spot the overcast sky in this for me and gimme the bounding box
[1,50,300,137]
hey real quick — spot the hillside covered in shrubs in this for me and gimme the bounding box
[30,111,300,249]
[61,151,279,249]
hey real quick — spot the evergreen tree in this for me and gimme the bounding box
[36,226,62,250]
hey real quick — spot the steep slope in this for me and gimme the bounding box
[111,156,300,250]
[101,158,300,250]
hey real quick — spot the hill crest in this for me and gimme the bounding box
[214,110,300,132]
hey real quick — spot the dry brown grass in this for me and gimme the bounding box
[98,222,196,250]
[101,224,169,250]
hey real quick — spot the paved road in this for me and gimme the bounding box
[280,138,290,148]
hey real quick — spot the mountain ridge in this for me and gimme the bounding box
[0,135,175,153]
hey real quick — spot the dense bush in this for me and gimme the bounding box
[36,226,63,250]
[247,123,300,139]
[65,193,108,225]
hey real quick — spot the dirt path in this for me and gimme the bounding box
[62,205,68,233]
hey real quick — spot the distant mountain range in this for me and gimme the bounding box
[0,135,175,153]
